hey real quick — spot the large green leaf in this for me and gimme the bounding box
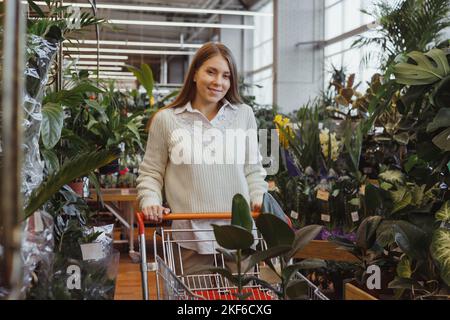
[41,103,64,149]
[43,83,103,107]
[243,245,291,274]
[432,127,450,151]
[435,201,450,223]
[287,224,323,259]
[212,225,253,250]
[431,228,450,286]
[255,213,294,248]
[231,194,253,232]
[24,148,120,219]
[356,216,383,250]
[281,260,327,284]
[427,108,450,133]
[393,49,450,85]
[393,221,428,261]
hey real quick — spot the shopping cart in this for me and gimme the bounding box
[135,212,328,300]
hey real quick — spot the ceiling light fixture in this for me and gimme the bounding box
[65,60,126,66]
[64,40,203,49]
[30,1,272,17]
[64,54,129,60]
[64,47,196,55]
[69,66,123,71]
[109,19,254,30]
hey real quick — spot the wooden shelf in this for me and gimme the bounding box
[344,283,378,300]
[294,240,359,262]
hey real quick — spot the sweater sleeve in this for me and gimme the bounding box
[136,111,169,210]
[244,106,268,206]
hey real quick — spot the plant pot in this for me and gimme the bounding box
[68,181,84,195]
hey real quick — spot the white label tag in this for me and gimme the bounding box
[290,210,299,219]
[351,211,360,222]
[317,189,330,201]
[121,188,130,195]
[321,214,331,222]
[34,211,44,232]
[80,243,105,261]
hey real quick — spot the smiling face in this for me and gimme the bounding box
[193,54,231,107]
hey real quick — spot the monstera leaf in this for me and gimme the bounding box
[394,49,450,85]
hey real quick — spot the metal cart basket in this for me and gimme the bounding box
[136,212,328,300]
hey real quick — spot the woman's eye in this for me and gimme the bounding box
[207,70,214,75]
[223,74,230,79]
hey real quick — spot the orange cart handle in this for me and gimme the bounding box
[136,211,261,235]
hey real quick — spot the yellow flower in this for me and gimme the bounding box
[274,114,294,149]
[319,128,341,161]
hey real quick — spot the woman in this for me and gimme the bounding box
[136,42,267,274]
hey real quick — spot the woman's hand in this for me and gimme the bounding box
[251,202,262,213]
[142,205,171,223]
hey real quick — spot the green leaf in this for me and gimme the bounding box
[41,103,64,149]
[349,197,361,206]
[393,221,428,261]
[396,254,412,279]
[244,245,291,274]
[393,49,450,85]
[431,228,450,286]
[427,108,450,133]
[41,148,60,175]
[388,277,424,290]
[432,127,450,151]
[24,148,120,219]
[212,225,253,250]
[27,0,46,17]
[356,216,383,250]
[231,193,253,232]
[287,224,323,259]
[379,170,405,184]
[391,188,412,214]
[285,279,309,300]
[435,201,450,222]
[85,99,108,123]
[376,220,395,247]
[393,132,410,145]
[255,213,294,248]
[431,76,450,109]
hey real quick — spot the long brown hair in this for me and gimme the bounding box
[167,42,242,109]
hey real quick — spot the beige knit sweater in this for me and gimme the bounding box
[136,100,268,254]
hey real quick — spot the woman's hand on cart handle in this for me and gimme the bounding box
[141,205,171,223]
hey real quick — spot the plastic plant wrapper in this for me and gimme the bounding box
[22,35,58,203]
[49,250,120,300]
[20,35,58,297]
[23,210,55,299]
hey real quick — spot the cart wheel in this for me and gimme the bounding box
[129,250,141,263]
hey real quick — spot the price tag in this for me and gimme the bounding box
[321,214,331,222]
[359,185,366,195]
[351,211,360,222]
[80,243,105,261]
[318,122,324,130]
[121,188,130,195]
[34,211,44,232]
[317,189,330,201]
[290,210,299,219]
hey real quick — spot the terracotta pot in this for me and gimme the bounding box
[68,181,84,195]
